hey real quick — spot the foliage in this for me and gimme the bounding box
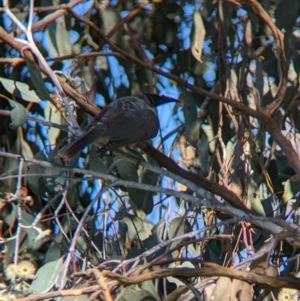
[0,0,300,300]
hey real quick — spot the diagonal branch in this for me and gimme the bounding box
[238,0,287,116]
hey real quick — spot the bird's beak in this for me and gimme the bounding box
[144,93,179,107]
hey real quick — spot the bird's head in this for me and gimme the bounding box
[144,93,179,107]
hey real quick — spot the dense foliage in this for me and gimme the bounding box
[0,0,300,300]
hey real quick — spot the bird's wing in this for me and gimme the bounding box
[57,126,106,160]
[57,101,159,160]
[92,108,159,148]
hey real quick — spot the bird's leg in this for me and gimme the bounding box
[113,147,146,170]
[96,145,113,158]
[127,147,147,169]
[124,146,145,162]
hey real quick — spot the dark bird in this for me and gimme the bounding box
[57,93,178,160]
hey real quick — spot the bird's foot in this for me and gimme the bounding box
[96,148,113,158]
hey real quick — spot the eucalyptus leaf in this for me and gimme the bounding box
[0,77,41,103]
[2,138,21,191]
[60,294,89,301]
[44,149,66,192]
[218,0,233,36]
[114,155,145,211]
[255,59,264,104]
[101,7,121,44]
[21,209,45,251]
[44,101,62,145]
[282,176,300,203]
[247,168,266,216]
[46,18,72,57]
[206,240,223,265]
[120,216,143,242]
[169,217,194,256]
[141,278,161,301]
[167,261,195,287]
[120,285,157,301]
[8,99,27,129]
[66,184,83,211]
[44,243,61,263]
[180,92,200,147]
[137,155,158,214]
[24,57,52,101]
[197,132,209,171]
[44,163,66,192]
[191,11,206,63]
[21,139,33,158]
[25,151,49,197]
[89,145,110,173]
[31,257,64,293]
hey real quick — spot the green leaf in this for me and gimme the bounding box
[218,0,233,36]
[180,92,200,147]
[114,155,148,212]
[247,167,266,216]
[169,217,196,256]
[261,196,277,217]
[255,59,264,103]
[274,0,299,32]
[66,184,84,211]
[101,7,121,44]
[31,257,64,293]
[89,145,110,173]
[8,99,27,129]
[44,101,62,145]
[167,261,195,287]
[60,294,89,301]
[24,57,52,101]
[120,285,157,301]
[138,155,158,214]
[21,209,45,251]
[46,19,72,57]
[2,138,20,191]
[44,244,61,263]
[25,151,49,197]
[282,176,300,203]
[120,216,143,242]
[0,77,41,103]
[21,139,33,158]
[141,278,161,301]
[197,132,209,171]
[191,10,206,63]
[206,240,223,265]
[44,148,66,192]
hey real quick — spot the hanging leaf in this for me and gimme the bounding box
[8,99,27,129]
[255,59,264,105]
[114,154,153,213]
[44,101,62,145]
[191,10,206,63]
[167,261,195,287]
[30,257,64,293]
[282,176,300,203]
[25,151,49,197]
[138,154,158,214]
[21,139,33,158]
[44,149,66,192]
[46,17,72,57]
[119,285,157,301]
[89,145,110,173]
[0,78,41,103]
[180,92,200,147]
[24,57,52,101]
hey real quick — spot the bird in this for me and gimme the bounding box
[57,93,178,160]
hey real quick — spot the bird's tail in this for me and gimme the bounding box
[57,129,100,160]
